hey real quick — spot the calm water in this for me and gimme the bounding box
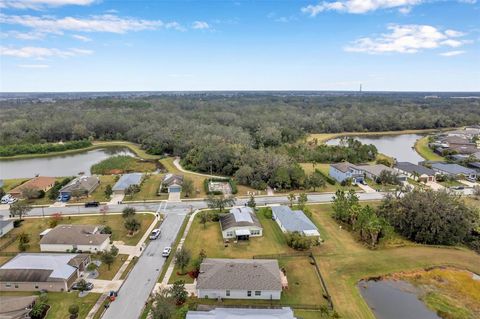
[358,279,440,319]
[0,147,135,179]
[326,134,424,163]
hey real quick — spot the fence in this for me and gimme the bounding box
[252,251,311,259]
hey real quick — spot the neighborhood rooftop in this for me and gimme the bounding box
[60,176,99,193]
[186,307,296,319]
[196,258,282,291]
[330,162,358,173]
[395,162,436,176]
[430,163,477,175]
[39,224,110,246]
[220,207,261,231]
[271,206,320,235]
[112,173,143,191]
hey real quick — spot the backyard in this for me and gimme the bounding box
[126,174,168,201]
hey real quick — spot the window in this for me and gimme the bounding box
[226,290,230,296]
[35,284,39,289]
[247,291,252,297]
[14,284,19,288]
[255,291,261,296]
[226,232,234,237]
[250,230,260,235]
[5,283,11,288]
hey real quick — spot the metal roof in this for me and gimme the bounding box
[220,207,262,231]
[231,207,254,223]
[271,206,319,234]
[112,173,143,191]
[430,163,476,175]
[186,307,296,319]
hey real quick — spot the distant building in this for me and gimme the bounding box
[0,253,90,292]
[112,173,143,195]
[196,258,283,300]
[59,176,100,197]
[0,218,14,238]
[160,173,183,193]
[430,163,477,180]
[271,206,320,237]
[329,162,364,184]
[39,224,110,252]
[8,176,55,199]
[394,162,436,183]
[186,307,296,319]
[219,207,263,240]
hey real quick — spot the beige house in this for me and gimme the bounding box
[219,207,263,240]
[0,253,90,292]
[40,224,110,252]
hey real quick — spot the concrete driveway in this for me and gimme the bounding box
[357,183,376,193]
[426,181,445,191]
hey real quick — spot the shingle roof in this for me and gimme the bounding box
[162,173,184,187]
[60,176,99,193]
[186,307,296,319]
[271,206,319,234]
[197,258,282,291]
[220,207,262,231]
[39,224,110,246]
[112,173,143,191]
[8,176,55,195]
[356,164,396,177]
[395,162,436,176]
[431,163,476,175]
[0,253,88,281]
[330,162,358,173]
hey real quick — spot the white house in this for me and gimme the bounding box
[196,258,284,300]
[219,207,263,240]
[0,219,14,238]
[39,224,110,252]
[271,206,320,237]
[186,307,297,319]
[329,162,365,184]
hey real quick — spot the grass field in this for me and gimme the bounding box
[160,157,207,198]
[91,253,129,280]
[0,213,154,252]
[308,204,480,319]
[414,136,445,161]
[299,163,359,193]
[91,155,157,175]
[127,174,168,201]
[0,291,101,319]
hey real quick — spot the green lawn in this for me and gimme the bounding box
[0,213,154,253]
[0,291,101,319]
[299,163,359,193]
[91,155,157,175]
[415,136,445,161]
[127,174,168,201]
[438,179,464,188]
[92,253,129,280]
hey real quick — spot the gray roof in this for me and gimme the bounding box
[40,224,110,246]
[60,176,99,193]
[430,163,476,175]
[186,307,296,319]
[162,173,183,187]
[330,162,358,173]
[197,258,282,291]
[395,162,436,176]
[357,164,396,177]
[0,253,88,281]
[271,206,319,234]
[220,207,262,231]
[112,173,143,191]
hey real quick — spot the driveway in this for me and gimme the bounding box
[101,205,188,319]
[168,191,181,202]
[426,181,445,191]
[459,180,478,187]
[107,194,125,205]
[357,183,376,193]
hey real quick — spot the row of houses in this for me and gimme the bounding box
[329,162,408,184]
[430,127,480,157]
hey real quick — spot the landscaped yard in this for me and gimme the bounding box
[438,179,465,188]
[299,163,359,193]
[91,253,129,280]
[0,213,155,252]
[0,291,101,319]
[127,174,168,201]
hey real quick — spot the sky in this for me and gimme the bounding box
[0,0,479,92]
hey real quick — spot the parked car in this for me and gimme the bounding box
[85,201,100,207]
[57,194,71,202]
[162,247,172,257]
[71,281,94,291]
[1,194,17,204]
[150,229,161,240]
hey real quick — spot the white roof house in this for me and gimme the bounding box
[219,207,263,240]
[271,206,320,237]
[186,307,297,319]
[1,253,79,280]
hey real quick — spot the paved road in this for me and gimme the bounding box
[102,203,189,319]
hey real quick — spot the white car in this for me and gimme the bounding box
[150,229,161,240]
[162,247,172,257]
[1,194,17,204]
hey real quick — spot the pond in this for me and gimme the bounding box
[358,279,440,319]
[0,147,135,179]
[326,134,425,163]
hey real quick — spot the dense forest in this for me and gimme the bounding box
[1,94,479,188]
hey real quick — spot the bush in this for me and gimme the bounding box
[101,225,112,234]
[13,220,23,227]
[68,304,79,318]
[0,140,92,157]
[286,232,314,250]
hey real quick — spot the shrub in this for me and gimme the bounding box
[68,304,79,318]
[286,232,314,250]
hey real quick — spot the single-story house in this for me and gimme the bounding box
[8,176,55,199]
[468,162,480,171]
[112,173,143,195]
[219,207,263,240]
[59,176,100,197]
[356,164,407,183]
[196,258,283,300]
[329,162,364,184]
[271,206,320,237]
[0,218,14,238]
[0,253,90,292]
[160,173,184,193]
[186,307,296,319]
[39,224,110,252]
[394,162,436,183]
[0,295,37,319]
[430,163,477,180]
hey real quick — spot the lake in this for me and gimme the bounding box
[0,147,135,179]
[326,134,425,163]
[358,279,440,319]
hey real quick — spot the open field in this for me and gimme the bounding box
[91,155,157,175]
[415,136,446,161]
[0,213,154,252]
[308,204,480,319]
[0,291,101,319]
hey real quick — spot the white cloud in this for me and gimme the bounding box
[0,14,179,34]
[0,46,93,58]
[0,0,95,10]
[72,34,92,42]
[345,24,468,54]
[2,30,46,40]
[18,64,50,68]
[192,21,210,30]
[440,50,466,56]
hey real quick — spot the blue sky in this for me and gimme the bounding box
[0,0,479,92]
